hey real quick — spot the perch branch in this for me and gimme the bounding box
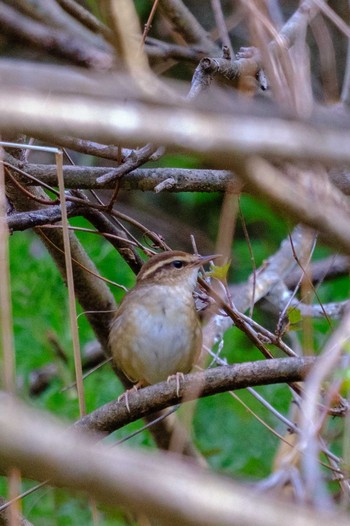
[77,357,316,435]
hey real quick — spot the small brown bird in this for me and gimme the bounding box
[109,250,216,387]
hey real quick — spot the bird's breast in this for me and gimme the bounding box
[110,285,202,385]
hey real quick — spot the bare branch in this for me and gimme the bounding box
[275,0,321,50]
[204,225,315,356]
[8,162,241,193]
[31,136,135,162]
[7,201,81,231]
[6,157,350,200]
[77,357,316,435]
[96,143,159,185]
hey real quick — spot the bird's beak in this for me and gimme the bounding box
[198,254,222,266]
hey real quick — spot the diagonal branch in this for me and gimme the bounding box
[158,0,219,55]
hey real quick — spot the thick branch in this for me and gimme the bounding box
[9,162,241,193]
[13,161,350,195]
[5,160,350,220]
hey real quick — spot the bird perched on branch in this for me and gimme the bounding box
[110,250,217,389]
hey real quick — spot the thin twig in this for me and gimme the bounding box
[56,153,86,416]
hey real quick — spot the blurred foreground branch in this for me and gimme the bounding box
[0,392,348,526]
[0,86,350,165]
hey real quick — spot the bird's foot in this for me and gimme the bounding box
[167,372,185,398]
[118,382,142,413]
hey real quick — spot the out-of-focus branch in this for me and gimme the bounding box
[56,0,112,42]
[234,225,315,313]
[102,0,178,101]
[0,60,141,99]
[274,0,321,50]
[1,87,350,165]
[3,90,350,254]
[328,166,350,195]
[341,7,350,105]
[102,0,147,72]
[285,255,350,288]
[0,2,112,70]
[300,305,350,506]
[1,392,349,526]
[263,283,349,320]
[211,0,234,58]
[145,37,205,62]
[244,158,350,255]
[187,1,323,99]
[158,0,219,55]
[12,0,106,48]
[295,300,349,319]
[188,55,259,99]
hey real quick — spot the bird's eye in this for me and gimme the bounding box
[172,260,183,269]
